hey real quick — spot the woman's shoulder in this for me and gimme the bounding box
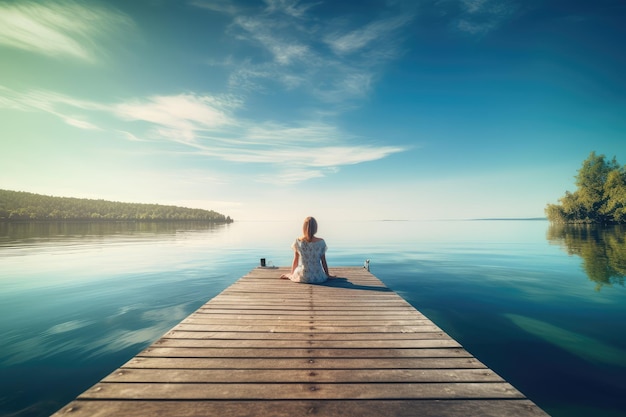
[297,236,324,242]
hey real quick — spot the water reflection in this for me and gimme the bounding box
[2,220,625,417]
[1,298,195,367]
[547,224,626,290]
[0,221,227,246]
[506,313,626,368]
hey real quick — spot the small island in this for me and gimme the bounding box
[0,189,233,223]
[546,152,626,224]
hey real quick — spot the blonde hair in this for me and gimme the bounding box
[302,216,318,242]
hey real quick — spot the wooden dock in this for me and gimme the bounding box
[53,267,548,416]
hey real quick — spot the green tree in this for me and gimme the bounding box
[546,152,626,224]
[603,169,626,222]
[0,189,233,223]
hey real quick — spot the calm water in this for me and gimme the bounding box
[1,220,625,417]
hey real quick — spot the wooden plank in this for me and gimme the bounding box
[171,324,443,332]
[51,267,549,417]
[181,318,434,326]
[78,382,525,400]
[52,399,549,417]
[165,330,451,340]
[194,309,425,315]
[137,347,472,358]
[183,316,431,323]
[195,309,420,315]
[122,357,488,369]
[151,338,461,348]
[102,368,505,383]
[199,304,417,309]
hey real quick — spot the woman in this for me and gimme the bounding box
[280,216,335,283]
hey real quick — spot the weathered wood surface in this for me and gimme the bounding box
[52,267,549,417]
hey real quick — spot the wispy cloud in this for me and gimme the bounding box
[324,15,413,55]
[263,0,319,18]
[235,15,310,65]
[190,0,242,15]
[202,1,414,103]
[0,86,105,130]
[0,0,134,62]
[437,0,519,36]
[114,94,239,144]
[1,1,409,184]
[256,168,326,185]
[461,0,489,14]
[1,86,405,182]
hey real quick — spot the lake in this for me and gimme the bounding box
[1,220,625,417]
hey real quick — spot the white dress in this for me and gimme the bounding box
[289,238,328,283]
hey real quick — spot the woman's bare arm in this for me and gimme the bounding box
[291,251,299,274]
[321,254,335,278]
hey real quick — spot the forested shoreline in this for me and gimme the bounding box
[0,190,233,223]
[546,152,626,224]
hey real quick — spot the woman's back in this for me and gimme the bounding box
[290,238,327,283]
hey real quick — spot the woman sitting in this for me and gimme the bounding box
[280,216,335,283]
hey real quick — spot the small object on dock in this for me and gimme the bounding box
[259,258,277,269]
[364,259,370,271]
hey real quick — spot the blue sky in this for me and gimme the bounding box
[1,0,625,221]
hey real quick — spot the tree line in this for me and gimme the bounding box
[0,189,233,223]
[546,152,626,224]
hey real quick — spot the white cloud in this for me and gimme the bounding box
[235,16,310,66]
[449,0,519,35]
[263,0,318,18]
[190,0,241,15]
[256,168,326,185]
[461,0,489,13]
[114,94,237,144]
[309,146,405,167]
[0,1,134,62]
[322,71,373,101]
[243,122,344,145]
[200,143,403,168]
[1,86,406,182]
[324,15,412,55]
[111,95,405,171]
[63,116,100,130]
[116,130,145,142]
[0,86,29,111]
[0,86,106,130]
[214,2,414,103]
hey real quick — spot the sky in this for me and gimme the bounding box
[1,0,625,222]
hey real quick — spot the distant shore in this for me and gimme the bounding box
[470,217,547,221]
[0,219,233,223]
[0,189,233,223]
